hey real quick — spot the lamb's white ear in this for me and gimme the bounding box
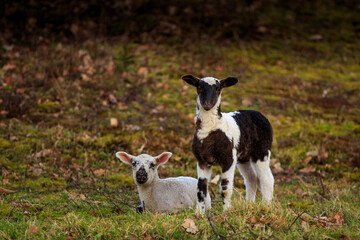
[115,151,135,165]
[155,152,172,166]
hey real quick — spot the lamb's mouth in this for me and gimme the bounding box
[136,177,147,184]
[136,168,148,184]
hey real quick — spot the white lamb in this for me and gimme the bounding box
[115,151,210,212]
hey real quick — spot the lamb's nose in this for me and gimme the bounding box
[203,101,212,110]
[136,167,148,184]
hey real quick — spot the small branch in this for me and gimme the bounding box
[224,219,236,234]
[287,210,306,231]
[288,209,335,232]
[317,173,326,197]
[206,212,225,239]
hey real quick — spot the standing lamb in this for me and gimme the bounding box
[115,151,210,212]
[181,74,274,214]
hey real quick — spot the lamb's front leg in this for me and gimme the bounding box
[220,158,236,212]
[196,163,212,214]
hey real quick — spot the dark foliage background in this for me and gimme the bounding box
[1,0,359,43]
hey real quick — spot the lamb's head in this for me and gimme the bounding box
[181,75,238,111]
[115,151,172,185]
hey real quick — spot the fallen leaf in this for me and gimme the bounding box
[222,101,230,106]
[242,98,252,106]
[299,166,316,174]
[72,163,81,170]
[247,216,260,224]
[35,149,53,158]
[271,162,284,174]
[81,73,91,81]
[26,225,39,236]
[10,136,19,141]
[68,192,79,199]
[2,63,17,71]
[108,94,117,104]
[303,156,312,164]
[79,194,86,200]
[2,178,9,185]
[332,213,344,225]
[138,66,149,76]
[0,187,17,194]
[182,218,199,234]
[30,165,43,176]
[306,150,318,157]
[210,175,221,184]
[162,222,171,228]
[309,34,322,41]
[93,168,105,177]
[215,65,223,72]
[110,118,118,127]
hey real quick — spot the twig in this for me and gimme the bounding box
[287,210,306,231]
[303,211,332,223]
[206,212,225,239]
[224,219,236,233]
[317,173,326,197]
[288,209,335,232]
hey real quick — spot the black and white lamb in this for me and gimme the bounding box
[182,75,274,214]
[115,151,210,212]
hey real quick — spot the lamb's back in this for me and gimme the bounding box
[153,176,197,211]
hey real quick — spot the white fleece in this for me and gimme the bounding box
[137,174,211,212]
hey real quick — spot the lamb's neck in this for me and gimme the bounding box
[195,97,222,131]
[137,175,159,200]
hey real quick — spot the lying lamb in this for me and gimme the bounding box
[115,151,210,212]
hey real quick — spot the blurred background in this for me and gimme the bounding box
[1,0,360,43]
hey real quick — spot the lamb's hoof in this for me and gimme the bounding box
[222,203,231,212]
[195,205,206,215]
[136,205,143,213]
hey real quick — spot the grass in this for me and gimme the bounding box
[0,38,359,239]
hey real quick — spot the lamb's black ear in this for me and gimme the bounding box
[220,77,238,88]
[181,75,200,87]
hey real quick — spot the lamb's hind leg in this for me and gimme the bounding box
[237,160,258,202]
[251,150,274,203]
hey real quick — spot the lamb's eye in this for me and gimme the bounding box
[132,161,137,167]
[149,163,155,169]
